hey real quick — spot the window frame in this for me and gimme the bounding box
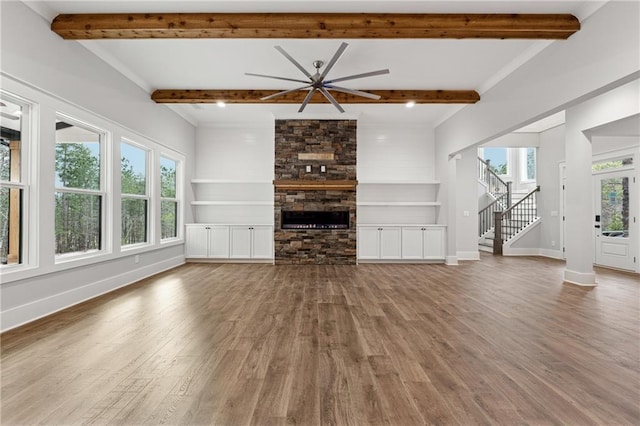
[520,147,537,183]
[159,154,181,242]
[120,139,151,249]
[0,91,33,270]
[54,113,107,262]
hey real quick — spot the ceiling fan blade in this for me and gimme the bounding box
[245,72,310,84]
[319,87,345,113]
[325,69,390,84]
[261,84,312,101]
[319,42,349,81]
[324,85,381,100]
[298,88,317,113]
[274,46,313,79]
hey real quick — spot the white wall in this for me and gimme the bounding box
[357,121,437,225]
[537,124,565,256]
[456,146,479,260]
[193,124,275,225]
[357,122,435,182]
[0,2,196,331]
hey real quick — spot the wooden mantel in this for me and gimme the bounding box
[274,180,357,191]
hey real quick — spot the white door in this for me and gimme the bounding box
[209,226,230,258]
[251,226,273,259]
[379,227,402,259]
[229,226,252,258]
[358,227,380,259]
[594,170,636,271]
[423,227,446,260]
[185,225,208,258]
[401,227,424,259]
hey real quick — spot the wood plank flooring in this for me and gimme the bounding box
[1,255,639,425]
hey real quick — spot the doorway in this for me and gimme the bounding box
[593,169,636,270]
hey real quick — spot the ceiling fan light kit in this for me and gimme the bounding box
[245,42,390,113]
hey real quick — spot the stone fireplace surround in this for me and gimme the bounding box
[274,119,357,265]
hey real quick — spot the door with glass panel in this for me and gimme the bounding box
[594,170,636,271]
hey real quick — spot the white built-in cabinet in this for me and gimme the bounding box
[186,179,274,262]
[185,225,230,258]
[358,225,446,261]
[185,224,273,261]
[356,180,446,262]
[229,225,273,259]
[358,226,402,260]
[401,226,446,260]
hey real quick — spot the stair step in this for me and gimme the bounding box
[479,241,493,247]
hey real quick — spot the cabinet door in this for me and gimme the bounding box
[358,227,380,259]
[185,225,209,258]
[401,227,424,259]
[379,227,402,259]
[251,226,273,259]
[229,226,252,258]
[423,227,445,259]
[209,226,230,258]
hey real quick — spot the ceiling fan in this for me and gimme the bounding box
[245,42,389,113]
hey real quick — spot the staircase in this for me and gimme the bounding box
[477,157,540,255]
[478,157,510,252]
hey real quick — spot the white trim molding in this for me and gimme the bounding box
[563,269,597,287]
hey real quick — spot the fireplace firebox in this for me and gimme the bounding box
[281,211,349,230]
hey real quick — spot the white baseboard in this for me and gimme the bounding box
[1,255,185,333]
[503,248,541,256]
[539,248,564,260]
[563,268,597,287]
[445,255,459,265]
[457,251,480,261]
[503,247,564,260]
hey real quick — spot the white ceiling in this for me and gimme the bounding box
[27,0,606,126]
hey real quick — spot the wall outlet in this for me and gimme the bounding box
[305,165,311,173]
[134,255,140,264]
[320,165,326,173]
[551,241,556,247]
[463,211,470,217]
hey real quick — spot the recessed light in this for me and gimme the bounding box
[405,101,416,108]
[216,101,226,108]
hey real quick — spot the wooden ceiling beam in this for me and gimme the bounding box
[52,13,579,40]
[151,89,480,104]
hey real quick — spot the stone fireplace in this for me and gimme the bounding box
[274,119,357,264]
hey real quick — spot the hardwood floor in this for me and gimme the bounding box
[2,255,639,425]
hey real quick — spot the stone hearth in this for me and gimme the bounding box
[274,119,356,265]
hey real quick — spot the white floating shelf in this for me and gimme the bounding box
[357,201,441,206]
[358,180,440,185]
[191,179,272,184]
[191,201,274,206]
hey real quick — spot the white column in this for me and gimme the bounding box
[445,154,460,265]
[563,114,596,286]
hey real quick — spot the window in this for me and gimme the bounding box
[482,147,509,176]
[0,93,28,266]
[592,157,633,172]
[521,147,536,181]
[160,156,178,240]
[55,117,104,257]
[121,141,149,246]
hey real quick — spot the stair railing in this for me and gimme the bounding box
[493,185,540,255]
[478,193,508,237]
[478,157,511,209]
